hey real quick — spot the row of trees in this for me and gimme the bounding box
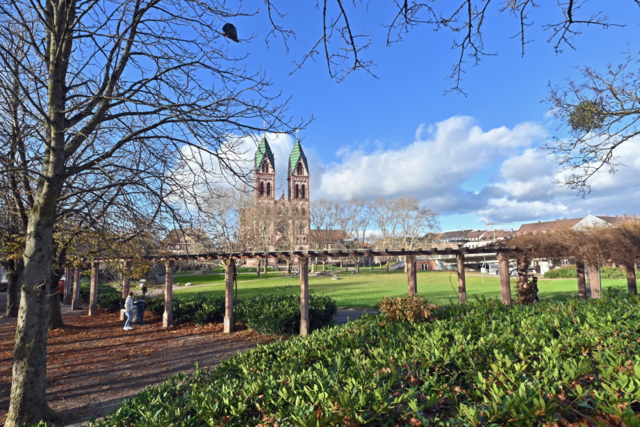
[310,197,439,272]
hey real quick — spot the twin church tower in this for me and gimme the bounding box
[251,136,310,251]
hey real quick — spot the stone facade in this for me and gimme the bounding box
[243,137,310,263]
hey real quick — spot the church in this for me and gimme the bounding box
[242,135,311,265]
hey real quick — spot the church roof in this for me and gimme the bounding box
[255,137,275,169]
[289,140,309,174]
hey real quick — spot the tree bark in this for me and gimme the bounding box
[5,258,22,317]
[7,196,62,426]
[322,258,326,272]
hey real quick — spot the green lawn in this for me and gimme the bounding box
[175,270,630,308]
[172,271,287,286]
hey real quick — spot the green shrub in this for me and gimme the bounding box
[544,265,629,279]
[147,294,336,334]
[544,265,577,278]
[378,294,433,322]
[79,282,122,312]
[147,294,225,324]
[600,267,627,279]
[94,293,640,427]
[235,294,337,335]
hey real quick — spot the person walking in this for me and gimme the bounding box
[124,291,134,330]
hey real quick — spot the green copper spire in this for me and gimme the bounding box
[255,136,275,170]
[289,139,309,174]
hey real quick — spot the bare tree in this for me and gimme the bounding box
[338,198,371,272]
[271,0,632,92]
[371,198,402,272]
[0,2,299,424]
[547,53,640,193]
[310,199,344,272]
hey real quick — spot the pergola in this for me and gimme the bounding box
[64,246,610,336]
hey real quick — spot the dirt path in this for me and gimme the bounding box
[0,295,271,426]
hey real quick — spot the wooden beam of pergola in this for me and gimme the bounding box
[94,246,522,263]
[84,247,533,336]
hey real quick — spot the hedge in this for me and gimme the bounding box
[544,265,629,279]
[148,294,337,336]
[92,288,640,426]
[79,282,122,312]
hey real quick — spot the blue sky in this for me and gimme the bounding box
[228,2,640,232]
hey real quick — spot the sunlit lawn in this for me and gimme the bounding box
[174,270,629,308]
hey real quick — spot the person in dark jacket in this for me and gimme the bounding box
[59,279,65,304]
[531,276,540,302]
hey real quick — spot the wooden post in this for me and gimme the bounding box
[71,268,81,310]
[163,260,174,327]
[497,252,511,305]
[624,262,637,295]
[300,257,309,337]
[406,254,417,296]
[587,263,601,299]
[223,259,235,333]
[456,253,466,303]
[88,261,99,316]
[63,267,72,304]
[120,260,131,321]
[576,261,587,299]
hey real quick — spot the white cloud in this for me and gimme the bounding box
[310,116,640,226]
[170,116,640,229]
[315,116,546,207]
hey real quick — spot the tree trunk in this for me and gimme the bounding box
[286,258,292,274]
[8,198,62,425]
[385,259,390,273]
[263,259,267,275]
[355,257,360,273]
[5,258,23,317]
[256,259,262,277]
[48,257,65,330]
[322,258,326,272]
[7,6,72,416]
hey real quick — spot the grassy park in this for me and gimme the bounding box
[174,270,629,308]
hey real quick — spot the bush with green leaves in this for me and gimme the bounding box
[544,265,628,279]
[146,294,226,325]
[147,294,336,336]
[79,282,122,312]
[92,288,640,426]
[236,294,337,336]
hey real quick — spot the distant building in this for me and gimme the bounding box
[162,228,211,254]
[516,213,638,235]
